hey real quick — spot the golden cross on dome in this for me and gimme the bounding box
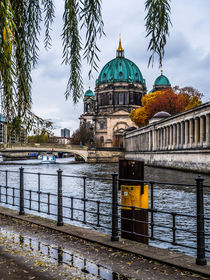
[161,69,163,75]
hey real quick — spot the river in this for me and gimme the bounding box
[0,157,209,259]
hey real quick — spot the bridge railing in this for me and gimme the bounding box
[0,168,209,265]
[1,143,89,150]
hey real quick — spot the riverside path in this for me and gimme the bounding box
[0,211,209,280]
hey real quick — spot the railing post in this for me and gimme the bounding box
[195,175,206,265]
[83,176,87,224]
[38,172,41,212]
[19,167,25,215]
[150,181,154,240]
[57,169,63,226]
[111,172,119,241]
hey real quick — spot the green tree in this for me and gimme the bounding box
[0,0,171,133]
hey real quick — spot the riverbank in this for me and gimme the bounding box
[0,161,84,165]
[0,206,209,279]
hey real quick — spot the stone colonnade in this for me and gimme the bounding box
[125,105,210,152]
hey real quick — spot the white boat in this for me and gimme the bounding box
[41,154,56,164]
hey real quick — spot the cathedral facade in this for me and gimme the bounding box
[79,39,171,147]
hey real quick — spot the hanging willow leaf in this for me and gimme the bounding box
[62,0,83,103]
[145,0,172,67]
[0,0,54,137]
[62,0,104,102]
[80,0,104,78]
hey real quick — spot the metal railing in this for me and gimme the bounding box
[0,168,209,265]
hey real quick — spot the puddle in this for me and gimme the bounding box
[0,228,130,280]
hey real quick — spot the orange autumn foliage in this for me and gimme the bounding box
[130,88,202,127]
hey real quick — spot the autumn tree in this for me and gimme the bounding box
[173,86,203,110]
[130,87,202,127]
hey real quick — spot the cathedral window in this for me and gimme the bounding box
[114,93,119,105]
[119,93,124,105]
[102,94,106,105]
[0,124,3,143]
[100,122,105,130]
[124,92,128,105]
[86,103,91,112]
[100,136,104,146]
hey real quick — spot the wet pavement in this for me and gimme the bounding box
[0,215,208,280]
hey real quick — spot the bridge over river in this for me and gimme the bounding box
[0,144,124,163]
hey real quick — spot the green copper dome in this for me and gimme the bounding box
[154,74,171,86]
[84,89,95,97]
[96,40,145,86]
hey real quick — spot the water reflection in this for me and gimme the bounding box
[0,228,129,280]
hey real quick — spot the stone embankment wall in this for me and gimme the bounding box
[87,148,124,163]
[125,150,210,173]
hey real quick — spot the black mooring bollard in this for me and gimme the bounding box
[111,172,119,241]
[57,169,63,226]
[195,175,206,265]
[19,167,25,215]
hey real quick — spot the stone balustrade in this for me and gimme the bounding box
[125,102,210,152]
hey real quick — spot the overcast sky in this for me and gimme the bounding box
[31,0,210,136]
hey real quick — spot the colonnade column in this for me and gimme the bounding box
[163,128,165,150]
[173,124,176,149]
[160,129,162,150]
[177,123,180,149]
[189,119,193,148]
[153,130,156,151]
[195,118,199,147]
[185,120,189,149]
[148,131,151,151]
[180,122,184,147]
[166,127,168,149]
[200,116,204,147]
[169,126,173,150]
[206,114,210,147]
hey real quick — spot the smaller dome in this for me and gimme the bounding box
[84,89,95,97]
[153,111,171,118]
[154,74,171,86]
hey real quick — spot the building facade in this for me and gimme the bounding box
[80,39,148,147]
[61,128,70,138]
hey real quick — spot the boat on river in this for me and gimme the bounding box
[41,154,56,164]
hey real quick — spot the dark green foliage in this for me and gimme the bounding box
[0,0,104,135]
[145,0,172,67]
[0,0,172,136]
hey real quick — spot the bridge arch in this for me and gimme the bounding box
[0,146,89,162]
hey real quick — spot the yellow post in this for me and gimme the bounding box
[121,185,149,210]
[121,185,149,244]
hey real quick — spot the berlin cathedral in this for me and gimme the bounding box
[79,39,171,147]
